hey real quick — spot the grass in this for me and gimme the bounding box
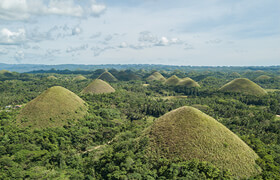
[73,75,86,81]
[17,86,88,129]
[148,106,261,178]
[98,71,118,82]
[165,75,181,86]
[220,78,267,96]
[81,79,115,95]
[147,72,166,82]
[177,77,200,88]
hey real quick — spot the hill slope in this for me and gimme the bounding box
[98,71,118,82]
[177,77,200,88]
[149,106,261,178]
[17,86,88,129]
[165,75,181,86]
[220,78,267,95]
[47,75,57,80]
[147,72,166,82]
[81,79,115,94]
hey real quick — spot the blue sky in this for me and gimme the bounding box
[0,0,279,65]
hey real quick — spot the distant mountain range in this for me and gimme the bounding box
[0,63,279,73]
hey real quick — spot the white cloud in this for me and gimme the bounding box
[119,42,128,48]
[91,1,106,17]
[156,36,169,46]
[0,0,106,20]
[0,28,26,45]
[72,27,82,36]
[45,0,83,17]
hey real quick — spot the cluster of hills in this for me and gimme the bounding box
[6,68,276,178]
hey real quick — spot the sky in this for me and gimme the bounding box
[0,0,279,66]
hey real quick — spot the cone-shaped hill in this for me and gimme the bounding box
[73,75,87,81]
[165,75,181,86]
[177,77,200,88]
[47,75,57,80]
[220,78,267,96]
[255,75,271,81]
[81,79,115,95]
[147,72,166,82]
[148,106,261,178]
[229,72,241,78]
[98,71,118,82]
[17,86,88,129]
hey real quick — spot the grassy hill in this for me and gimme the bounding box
[220,78,267,96]
[177,77,200,88]
[255,75,271,81]
[73,75,87,81]
[17,86,88,129]
[229,72,241,78]
[47,75,57,80]
[98,71,118,82]
[81,79,115,95]
[165,75,181,86]
[147,72,166,82]
[148,106,261,178]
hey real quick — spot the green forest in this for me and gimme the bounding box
[0,66,280,179]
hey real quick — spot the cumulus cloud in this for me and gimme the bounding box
[119,42,128,48]
[0,28,26,45]
[91,0,106,17]
[156,37,169,46]
[72,27,82,36]
[0,0,106,20]
[138,31,158,43]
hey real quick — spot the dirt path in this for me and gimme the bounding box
[81,139,114,154]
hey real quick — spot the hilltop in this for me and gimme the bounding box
[147,72,166,82]
[81,79,115,95]
[73,75,87,81]
[148,106,261,178]
[98,71,118,82]
[17,86,88,129]
[220,78,267,96]
[177,77,200,88]
[165,75,181,86]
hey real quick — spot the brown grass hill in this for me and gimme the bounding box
[148,106,261,178]
[73,75,87,81]
[81,79,115,95]
[165,75,181,86]
[147,72,166,82]
[17,86,88,129]
[98,71,118,82]
[47,75,57,80]
[255,75,271,82]
[220,78,267,96]
[177,77,200,88]
[229,72,241,78]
